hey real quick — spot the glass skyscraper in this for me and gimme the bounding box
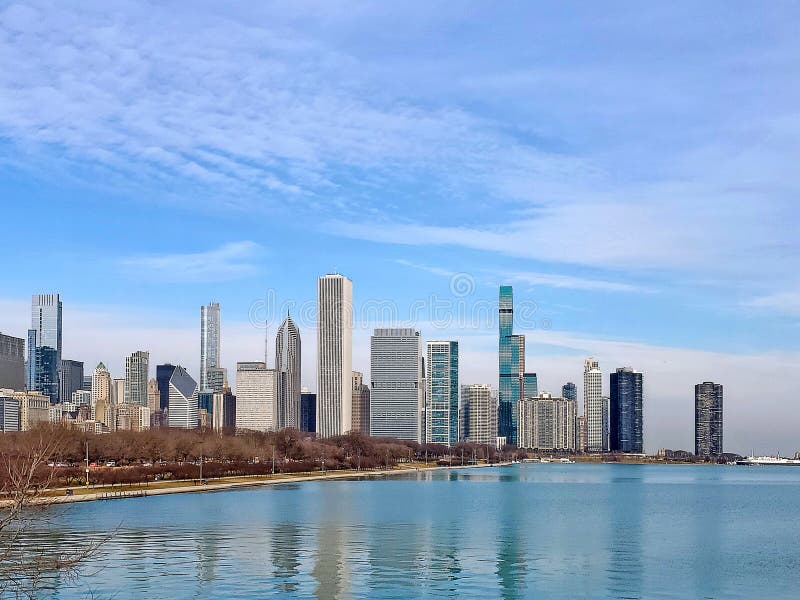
[498,286,525,445]
[425,341,459,446]
[522,372,538,398]
[562,382,577,401]
[28,294,62,402]
[200,302,221,391]
[609,367,643,453]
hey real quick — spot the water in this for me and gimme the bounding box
[28,464,800,599]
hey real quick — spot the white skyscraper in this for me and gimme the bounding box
[370,328,423,442]
[316,274,353,438]
[275,314,301,430]
[167,365,199,429]
[584,358,604,452]
[200,302,221,391]
[235,361,276,432]
[91,362,112,427]
[124,350,149,406]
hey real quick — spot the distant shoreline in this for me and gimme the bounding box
[16,461,512,507]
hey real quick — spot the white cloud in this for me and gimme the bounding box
[120,241,263,282]
[744,291,800,317]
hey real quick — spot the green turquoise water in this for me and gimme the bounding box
[32,463,800,599]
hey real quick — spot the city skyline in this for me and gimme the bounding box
[0,286,780,453]
[1,3,798,453]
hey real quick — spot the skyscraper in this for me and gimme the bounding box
[498,286,525,445]
[124,351,149,406]
[212,388,236,431]
[425,341,459,446]
[0,396,20,432]
[584,358,604,452]
[29,294,62,401]
[370,328,423,442]
[522,372,538,398]
[695,382,723,457]
[562,382,577,401]
[0,332,25,390]
[58,359,84,405]
[91,362,113,427]
[235,361,276,432]
[167,366,199,429]
[200,302,221,391]
[518,392,578,451]
[460,384,498,446]
[609,367,644,453]
[351,372,371,436]
[156,364,177,412]
[317,274,353,437]
[300,391,317,433]
[27,329,58,403]
[275,313,301,430]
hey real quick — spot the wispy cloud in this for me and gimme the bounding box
[395,259,648,293]
[744,291,800,317]
[121,241,263,283]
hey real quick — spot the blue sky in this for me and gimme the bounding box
[1,1,799,452]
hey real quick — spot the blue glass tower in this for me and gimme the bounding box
[609,368,643,453]
[425,341,459,446]
[498,286,524,445]
[562,382,577,401]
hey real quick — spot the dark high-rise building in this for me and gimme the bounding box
[156,364,178,411]
[0,332,25,390]
[300,392,316,433]
[695,382,723,457]
[81,375,93,391]
[58,359,84,404]
[562,382,577,401]
[609,368,643,453]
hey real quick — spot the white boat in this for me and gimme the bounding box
[539,458,551,463]
[559,458,575,464]
[736,455,800,466]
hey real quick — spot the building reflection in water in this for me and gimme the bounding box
[271,523,302,593]
[495,472,527,600]
[606,473,643,599]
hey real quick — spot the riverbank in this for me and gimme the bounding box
[10,461,512,507]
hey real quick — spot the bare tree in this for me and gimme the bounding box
[0,427,106,599]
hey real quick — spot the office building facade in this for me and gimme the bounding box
[0,395,20,432]
[351,372,371,436]
[167,365,199,429]
[562,382,577,401]
[370,328,423,442]
[235,361,276,432]
[584,358,604,452]
[124,351,149,406]
[58,359,84,407]
[695,382,723,457]
[200,302,221,391]
[317,274,353,437]
[275,314,301,430]
[300,391,317,433]
[0,332,25,390]
[425,341,459,446]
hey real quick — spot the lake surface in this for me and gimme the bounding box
[30,463,800,599]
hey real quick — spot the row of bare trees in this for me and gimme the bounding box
[0,425,517,490]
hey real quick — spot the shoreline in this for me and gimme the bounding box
[16,461,513,507]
